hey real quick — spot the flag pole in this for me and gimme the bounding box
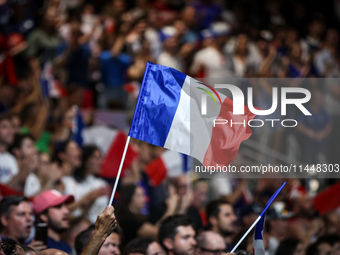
[108,136,131,206]
[230,182,286,253]
[230,215,262,253]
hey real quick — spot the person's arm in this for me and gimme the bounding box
[221,179,247,205]
[55,38,78,68]
[258,46,277,76]
[67,187,109,213]
[81,206,117,255]
[137,186,178,239]
[316,123,332,141]
[7,155,37,192]
[297,123,317,139]
[12,76,40,112]
[29,101,49,140]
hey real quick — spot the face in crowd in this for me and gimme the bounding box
[163,225,196,255]
[40,203,70,233]
[98,232,121,255]
[0,200,33,243]
[211,204,237,236]
[0,118,14,148]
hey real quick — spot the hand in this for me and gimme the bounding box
[179,191,193,214]
[300,64,311,77]
[309,219,323,236]
[94,206,118,238]
[166,185,179,213]
[28,240,47,253]
[46,163,62,182]
[84,187,111,208]
[268,45,277,58]
[90,186,111,200]
[179,43,195,58]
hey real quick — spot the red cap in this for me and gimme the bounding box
[32,190,74,215]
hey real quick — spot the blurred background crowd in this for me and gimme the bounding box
[1,0,340,254]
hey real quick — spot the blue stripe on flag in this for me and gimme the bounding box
[40,79,49,98]
[182,154,190,173]
[254,216,265,240]
[129,62,186,147]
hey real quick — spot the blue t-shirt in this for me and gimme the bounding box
[298,107,332,132]
[191,1,222,29]
[98,51,132,87]
[57,43,91,88]
[47,237,73,254]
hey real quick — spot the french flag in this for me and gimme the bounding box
[145,150,190,186]
[40,61,63,98]
[253,216,266,255]
[82,126,138,179]
[252,183,287,255]
[128,62,256,169]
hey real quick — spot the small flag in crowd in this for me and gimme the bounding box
[252,182,287,255]
[128,62,256,169]
[83,126,138,179]
[253,216,266,255]
[40,61,63,98]
[145,150,190,186]
[232,182,286,253]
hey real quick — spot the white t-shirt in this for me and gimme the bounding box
[209,177,232,200]
[190,46,234,80]
[24,173,41,197]
[157,52,184,72]
[0,152,19,184]
[62,175,109,223]
[266,236,280,255]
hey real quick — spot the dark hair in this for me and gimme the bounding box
[306,243,318,255]
[116,184,138,220]
[75,225,95,255]
[53,139,73,165]
[125,237,155,254]
[206,200,231,227]
[0,113,12,123]
[317,234,340,246]
[158,215,194,251]
[8,133,35,155]
[1,238,20,255]
[75,145,100,181]
[0,196,29,229]
[276,238,300,255]
[122,248,146,255]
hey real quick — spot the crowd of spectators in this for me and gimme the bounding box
[1,0,340,255]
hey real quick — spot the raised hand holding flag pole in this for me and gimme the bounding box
[108,62,257,205]
[230,182,287,253]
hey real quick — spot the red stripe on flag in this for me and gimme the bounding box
[314,182,340,215]
[145,157,167,186]
[0,183,22,197]
[100,131,138,179]
[203,97,256,167]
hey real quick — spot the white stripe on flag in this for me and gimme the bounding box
[164,77,229,163]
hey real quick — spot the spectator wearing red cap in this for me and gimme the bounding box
[32,190,74,254]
